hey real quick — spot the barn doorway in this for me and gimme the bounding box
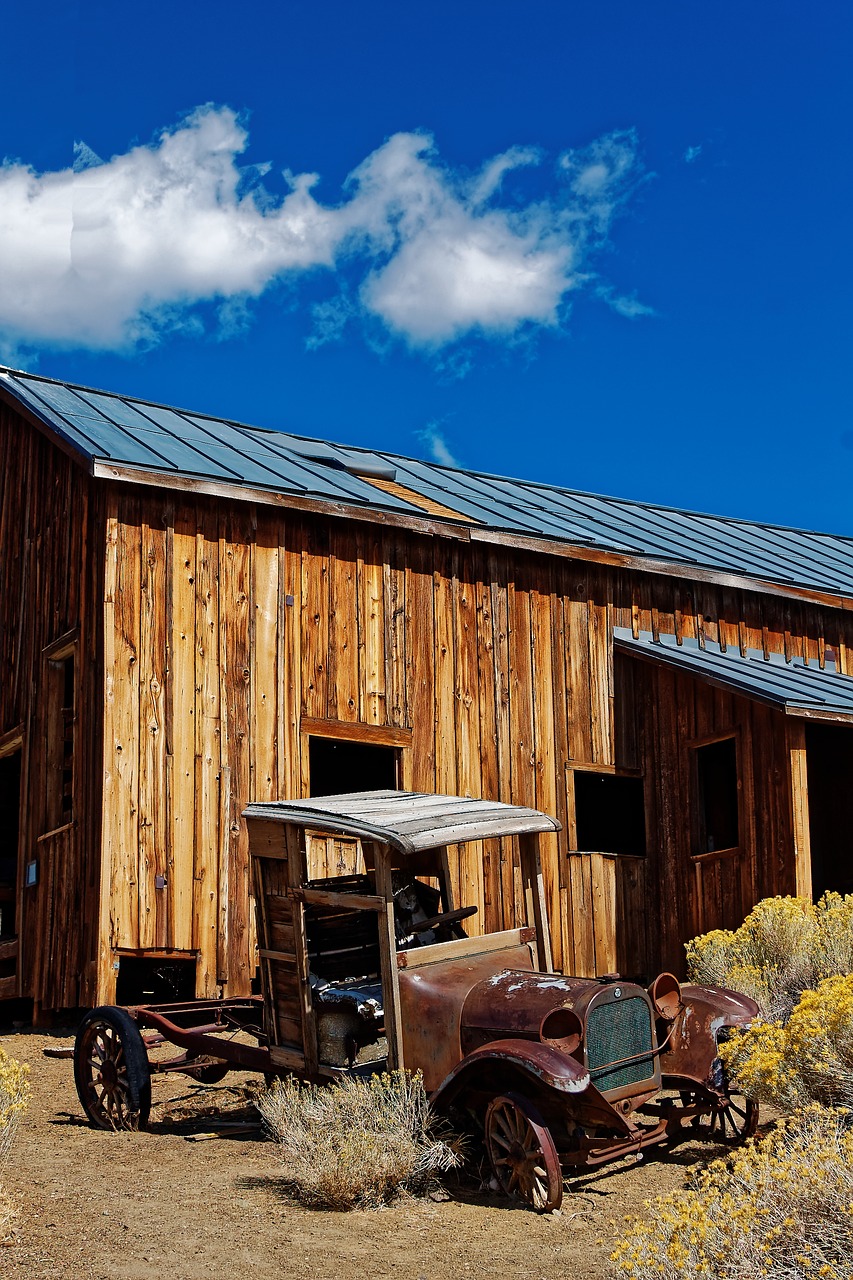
[805,723,853,899]
[308,736,398,798]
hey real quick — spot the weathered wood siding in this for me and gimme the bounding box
[627,658,798,974]
[97,485,853,1000]
[0,407,102,1008]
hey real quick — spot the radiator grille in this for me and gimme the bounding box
[586,996,655,1093]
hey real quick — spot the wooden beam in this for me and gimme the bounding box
[371,842,405,1071]
[786,720,812,899]
[284,823,319,1077]
[300,717,413,748]
[518,832,553,972]
[398,926,536,970]
[0,726,23,759]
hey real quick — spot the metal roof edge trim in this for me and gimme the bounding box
[91,460,476,543]
[613,628,853,723]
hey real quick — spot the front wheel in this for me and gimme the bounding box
[485,1092,563,1212]
[74,1006,152,1131]
[688,1090,759,1144]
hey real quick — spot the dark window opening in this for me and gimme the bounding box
[0,753,20,938]
[308,737,398,798]
[115,956,196,1005]
[46,653,75,829]
[805,724,853,899]
[574,772,647,856]
[695,738,739,853]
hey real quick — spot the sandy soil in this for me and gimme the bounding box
[0,1027,764,1280]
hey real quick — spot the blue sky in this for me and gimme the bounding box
[2,2,851,534]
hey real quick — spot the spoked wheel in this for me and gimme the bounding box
[485,1092,563,1212]
[74,1006,152,1131]
[690,1091,759,1144]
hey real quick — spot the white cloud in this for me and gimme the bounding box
[684,144,703,164]
[417,422,460,468]
[0,107,646,355]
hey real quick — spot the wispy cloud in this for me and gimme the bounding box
[417,421,460,468]
[0,106,647,357]
[684,144,703,164]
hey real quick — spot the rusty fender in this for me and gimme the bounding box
[430,1037,590,1111]
[679,983,759,1027]
[660,983,759,1091]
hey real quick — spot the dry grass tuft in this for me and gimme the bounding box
[257,1070,461,1209]
[611,1105,853,1279]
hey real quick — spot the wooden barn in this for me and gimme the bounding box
[2,366,853,1017]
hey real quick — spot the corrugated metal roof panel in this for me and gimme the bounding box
[3,366,853,598]
[243,790,560,854]
[614,628,853,719]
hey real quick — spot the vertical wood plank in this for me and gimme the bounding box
[169,510,196,951]
[786,719,812,898]
[372,842,405,1069]
[138,517,169,951]
[518,832,553,972]
[193,519,220,997]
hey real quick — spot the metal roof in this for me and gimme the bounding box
[614,627,853,723]
[243,790,561,854]
[2,365,853,599]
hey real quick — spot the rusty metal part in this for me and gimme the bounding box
[659,983,759,1092]
[485,1093,563,1212]
[126,997,272,1077]
[397,944,537,1091]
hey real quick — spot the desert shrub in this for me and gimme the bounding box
[720,972,853,1110]
[0,1046,30,1245]
[0,1046,31,1162]
[257,1070,461,1209]
[611,1105,853,1279]
[686,893,853,1021]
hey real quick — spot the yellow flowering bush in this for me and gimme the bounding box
[611,1105,853,1279]
[686,894,853,1021]
[0,1046,30,1243]
[0,1046,30,1160]
[721,974,853,1110]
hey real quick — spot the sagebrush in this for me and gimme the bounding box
[258,1070,461,1209]
[685,892,853,1021]
[0,1046,30,1244]
[611,1105,853,1280]
[720,972,853,1110]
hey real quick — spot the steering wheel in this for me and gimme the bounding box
[410,905,478,934]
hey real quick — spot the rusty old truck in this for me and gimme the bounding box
[73,791,758,1211]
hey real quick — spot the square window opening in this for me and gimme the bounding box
[695,737,739,854]
[573,772,647,857]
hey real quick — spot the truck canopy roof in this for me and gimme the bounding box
[243,790,561,855]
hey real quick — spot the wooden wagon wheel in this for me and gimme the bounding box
[688,1090,758,1143]
[485,1092,563,1212]
[74,1006,152,1131]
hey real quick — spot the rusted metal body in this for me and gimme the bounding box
[72,792,759,1212]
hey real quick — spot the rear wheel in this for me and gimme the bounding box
[74,1006,152,1131]
[485,1092,563,1212]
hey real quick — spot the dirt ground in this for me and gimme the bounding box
[0,1027,766,1280]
